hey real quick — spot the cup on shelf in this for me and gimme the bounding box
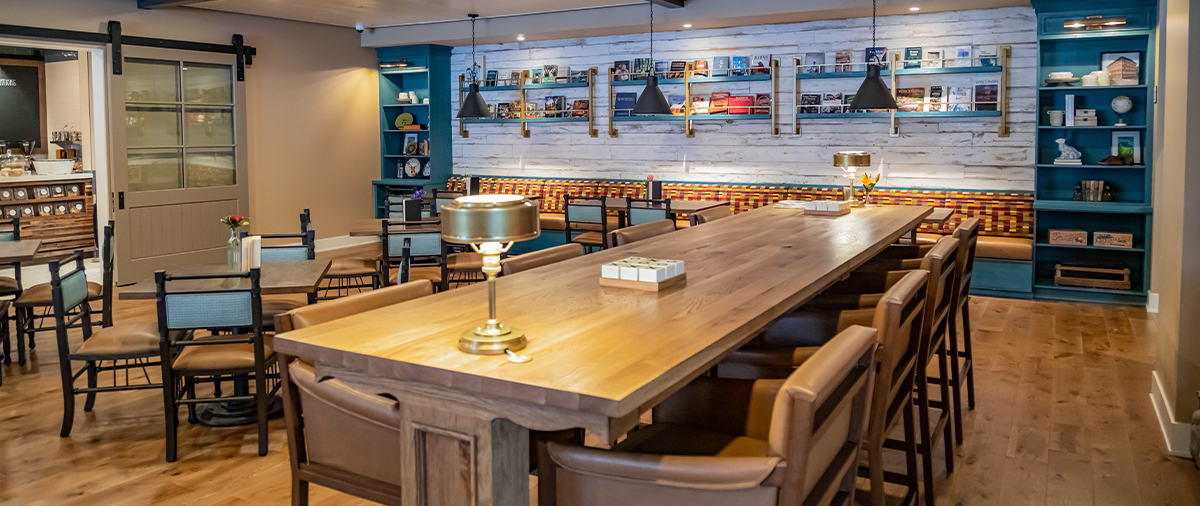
[1081,74,1099,87]
[1093,70,1111,86]
[423,98,430,104]
[1048,110,1065,126]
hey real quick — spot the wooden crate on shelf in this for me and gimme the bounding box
[1054,264,1131,291]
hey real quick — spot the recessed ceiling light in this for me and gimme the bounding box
[910,7,920,11]
[683,23,693,28]
[517,34,525,41]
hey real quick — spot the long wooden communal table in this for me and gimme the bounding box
[275,204,932,506]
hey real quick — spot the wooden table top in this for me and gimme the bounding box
[118,260,332,300]
[925,207,954,224]
[276,205,931,419]
[0,240,41,263]
[349,219,441,237]
[572,198,729,213]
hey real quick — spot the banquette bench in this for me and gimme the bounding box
[447,176,1034,297]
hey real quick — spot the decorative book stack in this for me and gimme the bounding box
[600,257,687,292]
[1074,109,1098,127]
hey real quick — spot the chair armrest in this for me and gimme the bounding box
[654,376,783,440]
[718,345,822,379]
[546,442,781,491]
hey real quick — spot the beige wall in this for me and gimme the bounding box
[0,0,379,240]
[1153,0,1200,423]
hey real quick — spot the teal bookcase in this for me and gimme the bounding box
[1031,0,1156,304]
[373,44,452,218]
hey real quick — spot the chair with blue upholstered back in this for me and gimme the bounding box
[564,196,609,253]
[0,217,18,371]
[381,220,446,290]
[155,267,275,462]
[241,228,315,327]
[625,197,674,228]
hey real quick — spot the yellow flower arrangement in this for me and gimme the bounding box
[860,173,880,194]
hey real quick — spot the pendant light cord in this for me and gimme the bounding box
[649,2,655,63]
[470,15,478,83]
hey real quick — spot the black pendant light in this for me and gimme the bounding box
[632,2,672,116]
[849,0,899,111]
[457,14,490,119]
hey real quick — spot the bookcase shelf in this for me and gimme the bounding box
[612,114,772,122]
[1030,2,1156,304]
[375,45,452,217]
[793,48,1012,137]
[458,67,599,138]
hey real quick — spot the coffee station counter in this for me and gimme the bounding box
[0,172,95,260]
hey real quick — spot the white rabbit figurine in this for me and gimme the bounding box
[1054,138,1082,165]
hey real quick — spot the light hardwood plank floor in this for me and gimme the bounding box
[0,245,1196,505]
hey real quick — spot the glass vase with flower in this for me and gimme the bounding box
[221,215,250,270]
[859,173,881,206]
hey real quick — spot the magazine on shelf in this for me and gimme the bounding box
[670,94,687,115]
[728,95,754,114]
[896,87,926,112]
[655,61,670,79]
[484,70,497,87]
[754,93,772,114]
[927,86,944,112]
[669,61,688,79]
[802,52,825,75]
[495,103,511,119]
[693,59,710,77]
[690,96,710,115]
[950,45,972,68]
[799,93,821,114]
[531,68,543,84]
[835,50,853,73]
[904,47,923,69]
[974,78,999,111]
[633,58,653,80]
[543,65,559,82]
[948,87,972,112]
[843,94,857,113]
[712,56,730,76]
[922,48,944,68]
[614,92,637,117]
[571,100,589,117]
[821,92,844,114]
[710,91,731,114]
[731,56,750,76]
[613,61,631,81]
[570,70,587,84]
[977,45,998,67]
[865,47,888,68]
[509,71,522,85]
[544,96,565,117]
[750,54,772,75]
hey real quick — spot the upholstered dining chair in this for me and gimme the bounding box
[155,268,276,462]
[242,227,316,329]
[381,221,446,289]
[625,196,673,227]
[276,280,434,506]
[431,189,464,217]
[302,209,383,301]
[689,205,734,226]
[563,196,610,252]
[500,243,584,276]
[610,219,676,247]
[0,217,19,370]
[719,271,930,506]
[542,325,878,506]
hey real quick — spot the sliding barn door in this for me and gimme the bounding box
[109,46,249,284]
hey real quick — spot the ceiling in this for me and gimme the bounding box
[189,0,645,29]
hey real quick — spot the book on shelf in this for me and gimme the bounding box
[866,47,888,68]
[728,95,754,114]
[927,86,944,112]
[712,56,730,76]
[948,86,972,111]
[731,56,750,76]
[842,94,857,113]
[485,70,498,87]
[633,58,653,80]
[669,61,688,79]
[950,45,972,68]
[1064,94,1075,126]
[572,100,590,117]
[543,65,559,82]
[835,50,853,73]
[614,92,637,117]
[710,91,731,114]
[531,68,543,83]
[690,96,710,115]
[693,59,710,77]
[974,77,999,111]
[802,52,825,75]
[896,87,926,112]
[821,93,844,114]
[799,93,821,114]
[750,54,772,75]
[922,48,944,68]
[754,93,772,114]
[977,45,998,67]
[613,60,632,81]
[904,47,923,69]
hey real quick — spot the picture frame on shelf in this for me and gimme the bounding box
[403,133,420,155]
[1112,131,1142,164]
[1100,51,1140,85]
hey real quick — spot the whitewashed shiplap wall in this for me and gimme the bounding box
[450,7,1037,190]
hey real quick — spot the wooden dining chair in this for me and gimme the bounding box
[542,325,878,506]
[625,196,673,227]
[500,243,584,276]
[155,268,276,462]
[610,219,676,247]
[276,280,434,506]
[381,221,446,290]
[431,189,464,217]
[563,196,609,252]
[719,270,929,506]
[689,205,734,226]
[243,228,316,328]
[302,209,383,301]
[0,216,23,299]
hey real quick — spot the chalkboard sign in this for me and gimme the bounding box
[0,61,44,153]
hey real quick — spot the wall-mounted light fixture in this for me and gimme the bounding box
[1064,16,1127,30]
[380,60,410,69]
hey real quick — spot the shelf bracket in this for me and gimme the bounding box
[520,70,530,138]
[685,62,695,138]
[771,58,780,137]
[998,45,1011,138]
[458,74,470,138]
[608,67,619,138]
[889,53,900,137]
[588,67,599,138]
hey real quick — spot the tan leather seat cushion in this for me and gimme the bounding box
[571,231,606,246]
[388,266,442,285]
[173,334,274,371]
[0,276,19,295]
[500,243,584,276]
[895,232,943,246]
[277,280,433,332]
[16,281,102,306]
[447,252,484,270]
[612,220,675,247]
[541,213,622,232]
[75,322,188,358]
[262,299,305,321]
[976,236,1033,261]
[616,423,774,459]
[326,257,377,277]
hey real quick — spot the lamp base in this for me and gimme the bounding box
[459,325,527,355]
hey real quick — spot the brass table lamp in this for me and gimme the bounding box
[834,151,872,207]
[440,195,540,355]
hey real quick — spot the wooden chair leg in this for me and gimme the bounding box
[961,300,976,410]
[936,339,955,473]
[255,370,269,456]
[163,375,179,462]
[902,394,920,506]
[866,438,886,506]
[947,317,965,445]
[1,310,9,367]
[185,378,198,424]
[15,306,26,365]
[292,478,309,506]
[58,359,75,437]
[83,360,98,412]
[915,372,936,506]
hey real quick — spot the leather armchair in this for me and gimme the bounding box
[500,243,584,276]
[544,325,878,506]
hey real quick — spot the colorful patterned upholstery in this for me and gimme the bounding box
[447,177,1033,238]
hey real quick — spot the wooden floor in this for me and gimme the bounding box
[0,244,1197,505]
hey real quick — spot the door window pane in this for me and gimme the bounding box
[128,149,183,192]
[185,106,234,146]
[183,63,233,104]
[125,59,180,103]
[127,105,182,148]
[185,148,236,188]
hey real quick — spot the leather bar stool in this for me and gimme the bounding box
[500,244,584,276]
[609,219,675,247]
[720,270,930,506]
[543,325,878,506]
[689,205,733,226]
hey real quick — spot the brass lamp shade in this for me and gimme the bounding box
[440,195,540,244]
[834,151,871,168]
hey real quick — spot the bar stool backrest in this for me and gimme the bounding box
[917,238,959,363]
[49,252,94,344]
[951,218,979,304]
[869,270,928,441]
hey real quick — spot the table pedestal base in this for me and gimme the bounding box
[196,396,283,427]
